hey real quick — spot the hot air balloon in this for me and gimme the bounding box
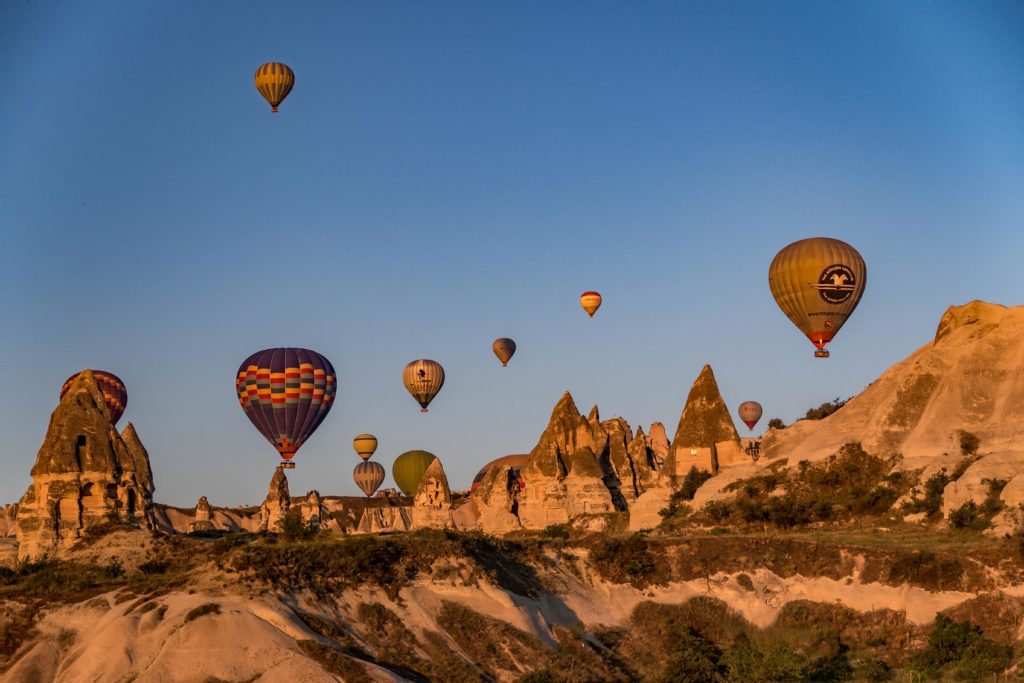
[393,450,438,496]
[768,238,866,358]
[235,348,336,468]
[579,291,602,317]
[353,434,378,461]
[737,401,763,431]
[254,62,294,113]
[492,338,516,367]
[470,454,527,493]
[61,370,127,425]
[354,461,386,497]
[403,359,444,412]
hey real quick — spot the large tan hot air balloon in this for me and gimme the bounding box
[737,401,763,431]
[353,434,378,461]
[403,359,445,412]
[254,62,295,112]
[492,338,516,367]
[353,461,385,497]
[579,291,602,317]
[768,238,866,358]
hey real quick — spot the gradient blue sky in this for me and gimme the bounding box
[2,1,1021,506]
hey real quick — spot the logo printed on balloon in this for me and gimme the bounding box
[812,264,857,304]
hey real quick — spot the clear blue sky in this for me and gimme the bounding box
[2,1,1021,507]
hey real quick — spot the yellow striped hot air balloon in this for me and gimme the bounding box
[403,359,445,412]
[579,291,602,317]
[768,237,866,358]
[353,461,386,497]
[353,434,378,461]
[254,62,294,113]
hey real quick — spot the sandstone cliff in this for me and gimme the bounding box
[411,458,454,530]
[762,301,1024,464]
[667,364,745,479]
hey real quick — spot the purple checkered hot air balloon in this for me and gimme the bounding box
[235,348,337,468]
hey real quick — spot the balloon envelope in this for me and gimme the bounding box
[254,62,294,112]
[768,238,866,357]
[403,359,445,412]
[235,348,336,462]
[353,461,386,497]
[579,291,602,317]
[392,450,437,496]
[492,338,516,367]
[61,370,127,426]
[737,401,763,431]
[353,434,378,461]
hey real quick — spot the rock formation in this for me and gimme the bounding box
[645,422,670,467]
[667,364,744,479]
[15,371,154,560]
[301,490,327,531]
[762,301,1024,464]
[471,464,523,534]
[188,496,214,533]
[258,466,290,532]
[355,503,411,533]
[411,459,454,530]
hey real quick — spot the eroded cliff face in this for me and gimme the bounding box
[15,371,154,560]
[667,364,744,479]
[411,458,454,530]
[763,301,1024,464]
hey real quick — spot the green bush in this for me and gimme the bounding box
[767,418,786,430]
[948,501,988,531]
[957,430,981,456]
[902,470,951,518]
[805,397,848,420]
[589,534,659,587]
[539,524,570,542]
[721,634,807,682]
[680,467,714,501]
[281,510,318,542]
[909,614,1012,680]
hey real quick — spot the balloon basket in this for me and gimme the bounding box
[421,408,428,413]
[281,461,296,469]
[814,349,830,358]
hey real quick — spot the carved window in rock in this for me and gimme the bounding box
[75,435,87,470]
[81,482,96,497]
[107,483,118,500]
[127,490,137,515]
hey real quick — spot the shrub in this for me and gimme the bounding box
[767,418,786,430]
[680,467,714,501]
[589,534,659,586]
[957,430,981,456]
[539,524,570,542]
[902,470,951,518]
[721,634,806,682]
[910,614,1012,680]
[184,602,221,622]
[138,560,168,575]
[888,552,963,590]
[804,397,848,420]
[948,501,988,531]
[281,510,318,542]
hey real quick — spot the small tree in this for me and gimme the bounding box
[767,418,786,430]
[957,430,980,456]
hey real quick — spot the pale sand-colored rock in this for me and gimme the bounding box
[764,301,1024,464]
[410,458,455,530]
[259,465,291,532]
[667,364,743,477]
[645,422,670,468]
[0,504,17,537]
[941,451,1024,516]
[356,504,411,534]
[4,590,403,683]
[627,484,673,531]
[16,371,154,560]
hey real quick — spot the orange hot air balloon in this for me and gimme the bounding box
[492,338,516,367]
[61,370,127,425]
[737,401,763,431]
[254,62,294,112]
[579,291,602,317]
[768,238,866,358]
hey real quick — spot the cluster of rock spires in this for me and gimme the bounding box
[15,371,155,559]
[12,362,750,555]
[10,302,1024,559]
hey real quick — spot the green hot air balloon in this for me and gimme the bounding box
[392,450,437,496]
